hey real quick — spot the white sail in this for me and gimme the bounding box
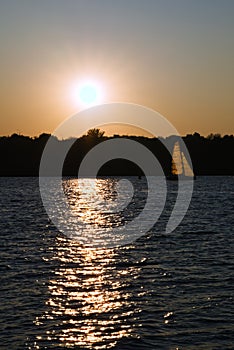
[181,152,194,177]
[171,141,183,175]
[171,142,194,178]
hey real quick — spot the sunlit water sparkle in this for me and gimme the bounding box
[0,176,233,349]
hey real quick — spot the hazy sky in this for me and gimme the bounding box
[0,0,234,136]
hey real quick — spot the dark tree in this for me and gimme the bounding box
[86,128,105,138]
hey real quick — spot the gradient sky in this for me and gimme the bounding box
[0,0,234,137]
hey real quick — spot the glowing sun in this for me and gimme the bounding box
[76,80,104,107]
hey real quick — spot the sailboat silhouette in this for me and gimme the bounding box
[167,141,196,180]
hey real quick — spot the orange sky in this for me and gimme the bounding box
[0,1,233,137]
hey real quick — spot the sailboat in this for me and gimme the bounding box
[167,141,196,180]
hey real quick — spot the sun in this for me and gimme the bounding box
[75,80,104,107]
[79,84,97,104]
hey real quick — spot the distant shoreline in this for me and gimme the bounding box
[1,132,233,176]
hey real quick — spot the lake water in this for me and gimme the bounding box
[0,176,233,349]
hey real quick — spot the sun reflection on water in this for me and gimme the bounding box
[31,178,146,348]
[63,178,123,228]
[34,240,142,348]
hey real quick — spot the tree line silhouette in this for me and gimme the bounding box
[0,130,233,176]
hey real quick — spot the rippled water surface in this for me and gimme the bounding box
[0,177,233,349]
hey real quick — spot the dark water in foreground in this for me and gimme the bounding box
[0,177,233,349]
